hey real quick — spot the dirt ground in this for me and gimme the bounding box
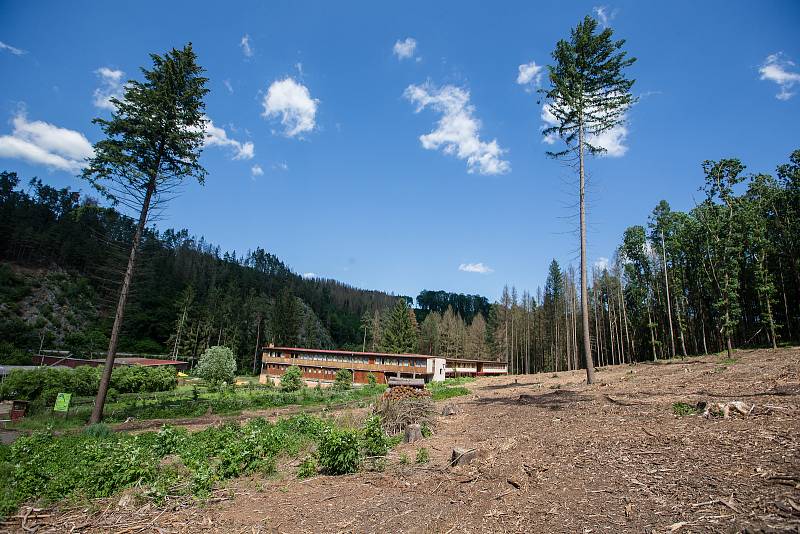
[5,348,800,533]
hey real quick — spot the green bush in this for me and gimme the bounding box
[361,415,389,458]
[672,402,699,416]
[0,342,29,365]
[0,414,336,519]
[0,365,176,405]
[367,372,377,388]
[280,365,304,392]
[415,447,429,464]
[194,346,236,386]
[333,369,353,391]
[317,427,361,475]
[297,457,317,479]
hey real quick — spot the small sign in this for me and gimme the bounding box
[53,392,71,413]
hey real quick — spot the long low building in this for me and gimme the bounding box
[445,358,509,377]
[259,346,507,386]
[260,346,445,386]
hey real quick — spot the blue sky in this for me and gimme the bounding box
[1,1,798,302]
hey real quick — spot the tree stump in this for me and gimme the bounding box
[442,403,461,416]
[450,447,477,466]
[404,423,423,443]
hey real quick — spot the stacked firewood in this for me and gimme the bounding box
[381,385,432,401]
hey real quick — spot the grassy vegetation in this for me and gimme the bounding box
[425,376,474,401]
[672,402,700,416]
[0,412,395,520]
[9,383,387,432]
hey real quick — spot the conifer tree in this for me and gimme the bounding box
[541,16,636,383]
[83,44,209,423]
[381,299,418,353]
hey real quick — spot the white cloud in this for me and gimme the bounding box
[594,257,610,271]
[0,111,93,172]
[516,61,543,89]
[273,161,289,171]
[203,116,254,160]
[404,83,510,175]
[302,272,316,279]
[262,77,318,137]
[251,164,263,177]
[540,102,629,157]
[223,79,234,94]
[759,52,800,100]
[593,6,616,28]
[393,38,417,60]
[240,34,253,58]
[0,41,26,55]
[589,124,628,157]
[459,262,494,274]
[93,67,125,110]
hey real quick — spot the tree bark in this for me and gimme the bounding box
[89,176,157,424]
[661,231,676,358]
[578,122,595,384]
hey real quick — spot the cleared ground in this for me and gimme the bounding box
[6,347,800,533]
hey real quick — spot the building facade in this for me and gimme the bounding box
[444,358,508,377]
[260,346,446,386]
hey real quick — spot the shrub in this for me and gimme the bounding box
[297,457,317,479]
[333,369,352,391]
[317,427,361,475]
[195,346,236,386]
[367,372,377,388]
[361,415,389,458]
[280,365,304,392]
[0,342,29,366]
[0,365,175,405]
[415,447,429,464]
[672,402,699,416]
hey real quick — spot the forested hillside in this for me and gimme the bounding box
[1,149,797,373]
[0,171,401,370]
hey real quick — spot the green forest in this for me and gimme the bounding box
[2,148,797,374]
[0,170,404,370]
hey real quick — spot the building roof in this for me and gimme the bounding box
[445,358,507,365]
[264,346,439,359]
[89,357,187,366]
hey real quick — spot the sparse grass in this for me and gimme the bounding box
[415,447,429,464]
[672,402,699,416]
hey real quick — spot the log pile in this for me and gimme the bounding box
[381,385,432,401]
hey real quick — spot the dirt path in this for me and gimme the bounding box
[5,348,800,533]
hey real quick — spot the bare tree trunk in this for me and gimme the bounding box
[578,125,594,383]
[661,231,676,358]
[779,261,792,341]
[647,301,657,361]
[90,176,156,424]
[675,291,688,357]
[618,276,631,362]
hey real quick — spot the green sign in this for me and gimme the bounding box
[54,392,71,413]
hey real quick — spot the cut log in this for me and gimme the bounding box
[450,447,477,466]
[404,423,423,443]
